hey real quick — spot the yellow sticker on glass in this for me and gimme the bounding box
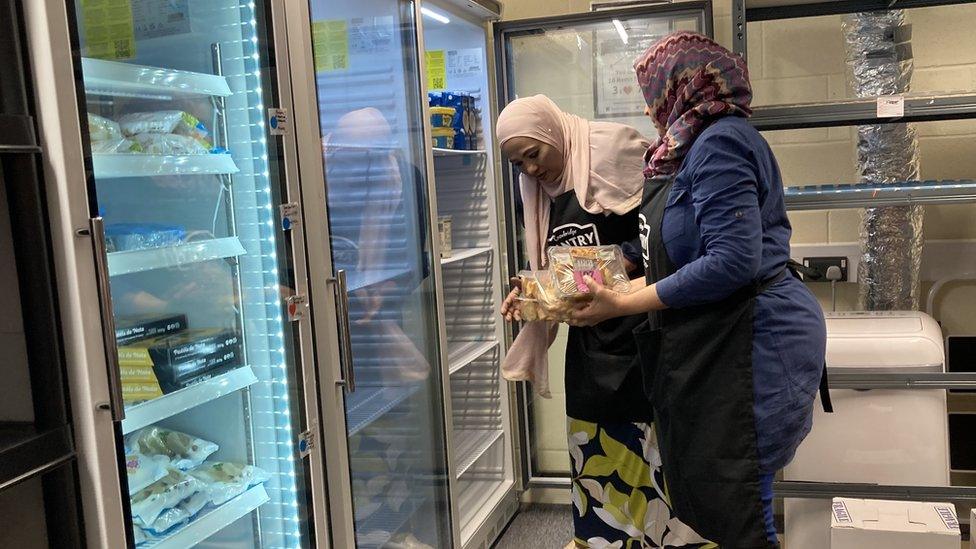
[80,0,136,60]
[426,50,446,90]
[312,20,349,72]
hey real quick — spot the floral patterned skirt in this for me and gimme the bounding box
[568,419,716,549]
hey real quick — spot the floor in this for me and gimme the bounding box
[493,504,574,549]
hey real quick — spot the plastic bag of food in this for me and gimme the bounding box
[132,525,149,545]
[131,133,211,155]
[118,111,211,142]
[130,468,204,526]
[88,113,123,142]
[126,452,170,495]
[516,270,573,322]
[105,223,186,252]
[189,461,270,505]
[547,245,631,299]
[125,427,219,470]
[91,138,143,154]
[135,490,209,535]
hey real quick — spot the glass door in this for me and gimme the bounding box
[302,0,454,547]
[494,1,712,484]
[68,1,315,546]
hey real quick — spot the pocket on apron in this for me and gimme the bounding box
[632,319,661,399]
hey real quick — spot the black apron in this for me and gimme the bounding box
[633,175,778,548]
[547,191,651,423]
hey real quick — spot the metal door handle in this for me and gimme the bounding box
[332,270,355,393]
[88,217,125,421]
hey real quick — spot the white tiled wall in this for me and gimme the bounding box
[499,0,976,473]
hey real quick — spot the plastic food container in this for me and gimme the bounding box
[516,270,573,322]
[431,127,455,149]
[547,245,631,299]
[430,107,456,128]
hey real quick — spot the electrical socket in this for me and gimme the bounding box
[801,256,850,282]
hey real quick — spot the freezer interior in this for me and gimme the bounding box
[423,2,515,542]
[71,1,311,547]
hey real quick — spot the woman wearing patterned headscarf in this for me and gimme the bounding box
[573,32,829,547]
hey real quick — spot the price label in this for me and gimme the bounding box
[80,0,136,60]
[877,95,905,118]
[426,50,447,90]
[312,20,349,72]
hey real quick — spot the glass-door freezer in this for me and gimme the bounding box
[294,0,455,547]
[65,1,318,546]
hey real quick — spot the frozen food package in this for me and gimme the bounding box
[132,525,149,545]
[105,223,186,252]
[130,468,204,526]
[125,452,170,495]
[547,245,631,299]
[118,111,211,142]
[125,427,219,470]
[131,133,211,155]
[516,270,573,323]
[189,461,270,506]
[88,113,123,142]
[90,138,143,154]
[178,490,210,519]
[136,504,188,535]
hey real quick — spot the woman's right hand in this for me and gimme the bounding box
[501,277,523,322]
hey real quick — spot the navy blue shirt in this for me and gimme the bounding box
[659,116,826,472]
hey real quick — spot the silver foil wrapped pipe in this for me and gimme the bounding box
[843,11,923,311]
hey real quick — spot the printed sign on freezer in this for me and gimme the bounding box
[132,0,191,40]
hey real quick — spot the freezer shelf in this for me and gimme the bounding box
[0,423,74,489]
[141,484,270,549]
[448,340,497,375]
[92,154,240,179]
[121,366,259,435]
[81,57,232,99]
[454,429,503,477]
[433,148,487,157]
[441,247,492,265]
[108,237,247,277]
[347,385,423,435]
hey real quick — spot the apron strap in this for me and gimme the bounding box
[819,362,834,413]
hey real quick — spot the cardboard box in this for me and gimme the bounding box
[830,498,960,549]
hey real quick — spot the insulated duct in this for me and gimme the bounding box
[843,11,923,311]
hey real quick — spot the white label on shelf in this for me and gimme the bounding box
[298,429,315,458]
[877,95,905,118]
[268,108,290,135]
[280,202,301,231]
[286,294,308,322]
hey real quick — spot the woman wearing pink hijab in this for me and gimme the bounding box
[497,95,709,548]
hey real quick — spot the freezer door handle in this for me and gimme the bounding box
[87,217,126,421]
[332,270,356,393]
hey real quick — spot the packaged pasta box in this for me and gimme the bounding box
[547,245,631,300]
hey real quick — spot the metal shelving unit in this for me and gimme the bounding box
[732,0,976,509]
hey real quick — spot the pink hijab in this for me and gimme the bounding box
[496,95,649,397]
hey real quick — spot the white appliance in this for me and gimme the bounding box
[784,311,951,549]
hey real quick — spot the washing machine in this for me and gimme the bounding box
[784,311,950,549]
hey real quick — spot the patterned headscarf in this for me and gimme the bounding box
[634,31,752,177]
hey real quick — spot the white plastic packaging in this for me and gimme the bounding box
[125,427,219,470]
[131,133,211,155]
[125,452,170,495]
[135,490,210,535]
[88,113,123,142]
[91,138,142,154]
[130,468,205,526]
[547,245,631,299]
[118,110,210,142]
[189,461,270,505]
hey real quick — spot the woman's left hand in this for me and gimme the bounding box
[570,276,623,327]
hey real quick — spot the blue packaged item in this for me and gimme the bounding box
[105,223,187,252]
[454,130,468,151]
[428,92,444,107]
